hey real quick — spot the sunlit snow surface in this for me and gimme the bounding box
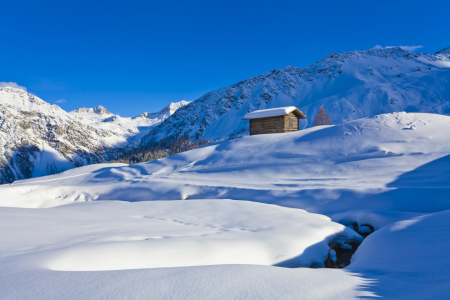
[0,200,375,299]
[1,112,450,299]
[3,112,450,213]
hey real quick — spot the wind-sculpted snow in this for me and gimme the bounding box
[2,112,450,216]
[0,86,189,183]
[1,112,450,299]
[141,47,450,144]
[347,209,450,299]
[0,200,373,298]
[0,200,360,271]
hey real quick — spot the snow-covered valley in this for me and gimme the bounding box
[1,111,449,299]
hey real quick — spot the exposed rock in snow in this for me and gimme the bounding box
[71,105,112,116]
[332,209,424,231]
[358,225,373,234]
[329,249,337,262]
[132,100,190,123]
[435,46,450,56]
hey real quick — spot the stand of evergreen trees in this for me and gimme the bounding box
[112,135,212,164]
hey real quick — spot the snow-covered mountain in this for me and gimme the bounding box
[436,46,450,56]
[132,100,190,125]
[141,47,450,144]
[0,86,188,183]
[2,46,450,183]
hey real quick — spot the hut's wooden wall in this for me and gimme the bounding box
[249,113,299,135]
[250,116,283,135]
[283,112,299,132]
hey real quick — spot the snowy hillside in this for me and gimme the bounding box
[141,47,450,143]
[4,112,449,214]
[1,112,450,299]
[2,47,450,183]
[0,86,188,183]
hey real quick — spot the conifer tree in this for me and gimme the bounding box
[313,107,333,126]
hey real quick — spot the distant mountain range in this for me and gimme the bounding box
[0,86,189,183]
[1,46,449,183]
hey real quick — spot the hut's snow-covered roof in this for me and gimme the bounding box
[243,106,306,120]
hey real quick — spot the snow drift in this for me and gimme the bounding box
[2,112,450,216]
[1,112,450,299]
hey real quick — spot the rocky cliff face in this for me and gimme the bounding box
[0,87,188,183]
[141,47,450,145]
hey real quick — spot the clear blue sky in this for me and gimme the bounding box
[1,0,449,116]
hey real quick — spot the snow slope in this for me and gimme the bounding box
[141,47,450,143]
[348,209,450,299]
[1,112,450,299]
[4,205,448,299]
[0,200,361,271]
[0,200,373,299]
[3,112,449,216]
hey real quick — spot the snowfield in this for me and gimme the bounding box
[0,200,361,271]
[0,201,374,299]
[348,209,450,299]
[1,112,450,299]
[2,112,450,214]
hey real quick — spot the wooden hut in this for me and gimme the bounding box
[242,106,307,135]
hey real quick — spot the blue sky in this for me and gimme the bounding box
[1,0,449,116]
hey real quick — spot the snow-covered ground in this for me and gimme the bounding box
[0,200,374,299]
[2,112,449,214]
[348,209,450,299]
[1,112,449,299]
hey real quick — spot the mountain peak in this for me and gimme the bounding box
[0,86,59,114]
[71,105,112,115]
[0,86,28,94]
[134,100,190,119]
[436,46,450,56]
[92,105,111,115]
[167,100,190,113]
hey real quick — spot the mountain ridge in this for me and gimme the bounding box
[1,46,450,183]
[140,46,450,145]
[0,88,188,183]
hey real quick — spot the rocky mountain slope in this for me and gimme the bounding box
[141,47,450,144]
[0,87,188,183]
